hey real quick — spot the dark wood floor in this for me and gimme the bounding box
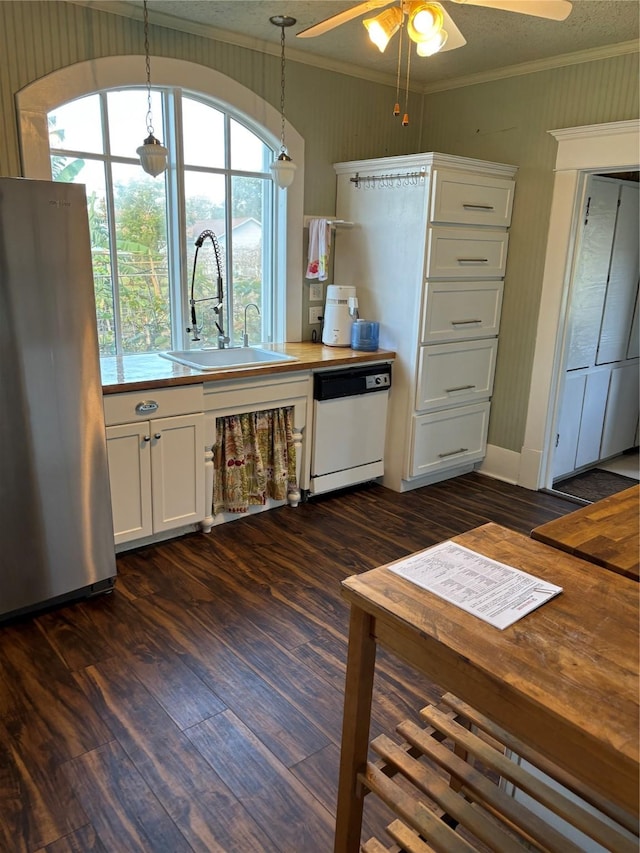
[0,473,576,853]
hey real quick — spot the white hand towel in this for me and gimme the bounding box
[306,218,331,281]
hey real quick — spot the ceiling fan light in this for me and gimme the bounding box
[363,7,403,53]
[407,1,445,44]
[416,28,448,56]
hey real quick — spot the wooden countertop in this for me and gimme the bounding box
[531,484,639,581]
[101,342,396,394]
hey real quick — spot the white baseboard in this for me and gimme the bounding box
[478,444,521,485]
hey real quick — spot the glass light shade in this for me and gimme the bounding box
[416,28,448,56]
[363,7,403,53]
[270,153,297,189]
[137,134,168,177]
[407,2,444,43]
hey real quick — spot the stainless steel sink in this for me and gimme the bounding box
[161,347,298,370]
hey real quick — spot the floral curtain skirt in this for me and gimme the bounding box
[213,406,297,514]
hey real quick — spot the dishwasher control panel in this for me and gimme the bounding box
[365,373,390,390]
[314,363,392,401]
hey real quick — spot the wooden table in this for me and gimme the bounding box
[531,484,639,581]
[334,523,639,852]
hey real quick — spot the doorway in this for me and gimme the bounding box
[551,171,639,503]
[520,119,640,499]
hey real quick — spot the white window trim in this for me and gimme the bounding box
[519,119,640,489]
[16,55,304,342]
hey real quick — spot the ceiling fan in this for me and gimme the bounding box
[297,0,573,57]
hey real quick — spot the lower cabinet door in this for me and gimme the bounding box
[151,413,205,533]
[105,422,153,545]
[106,413,205,545]
[601,361,640,459]
[409,402,490,478]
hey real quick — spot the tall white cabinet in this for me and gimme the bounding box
[334,153,516,492]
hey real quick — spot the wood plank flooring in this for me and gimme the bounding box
[0,473,577,852]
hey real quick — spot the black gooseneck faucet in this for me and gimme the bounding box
[187,229,229,347]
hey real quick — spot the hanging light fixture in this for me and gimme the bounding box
[362,1,448,60]
[406,1,445,44]
[364,6,403,53]
[136,0,168,178]
[269,15,297,190]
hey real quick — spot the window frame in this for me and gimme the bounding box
[17,55,304,346]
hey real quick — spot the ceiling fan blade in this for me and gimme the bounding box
[450,0,572,21]
[296,0,392,38]
[440,7,467,52]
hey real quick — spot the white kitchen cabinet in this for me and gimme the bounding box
[430,169,515,227]
[334,153,515,491]
[415,338,498,411]
[426,227,509,280]
[421,280,504,344]
[103,386,205,546]
[596,182,639,365]
[565,177,619,371]
[409,403,491,478]
[600,361,640,459]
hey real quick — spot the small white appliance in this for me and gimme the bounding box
[322,284,359,346]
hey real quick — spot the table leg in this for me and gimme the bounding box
[334,605,377,853]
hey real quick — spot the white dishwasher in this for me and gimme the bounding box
[310,363,392,495]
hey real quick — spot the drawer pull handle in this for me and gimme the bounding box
[451,319,482,325]
[463,203,494,210]
[135,400,159,415]
[445,384,476,393]
[143,435,151,442]
[154,433,162,440]
[457,258,488,263]
[438,447,468,458]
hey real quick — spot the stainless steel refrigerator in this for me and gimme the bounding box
[0,178,116,620]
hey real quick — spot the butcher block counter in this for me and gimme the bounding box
[101,342,396,393]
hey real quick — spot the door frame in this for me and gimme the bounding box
[519,119,640,490]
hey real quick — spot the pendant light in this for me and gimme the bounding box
[269,15,297,190]
[136,0,168,178]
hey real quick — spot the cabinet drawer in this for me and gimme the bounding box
[409,403,490,478]
[415,339,497,411]
[421,280,503,343]
[426,227,509,279]
[431,169,515,227]
[103,384,204,426]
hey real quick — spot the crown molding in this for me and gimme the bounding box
[67,2,638,95]
[420,40,639,94]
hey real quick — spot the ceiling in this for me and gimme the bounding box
[78,1,639,91]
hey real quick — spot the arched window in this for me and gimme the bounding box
[17,57,304,353]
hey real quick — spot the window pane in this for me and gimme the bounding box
[183,97,225,169]
[184,171,227,346]
[230,118,270,172]
[51,156,115,356]
[231,175,267,343]
[108,89,164,159]
[112,164,170,353]
[49,95,103,154]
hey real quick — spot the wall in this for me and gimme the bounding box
[0,1,638,462]
[421,54,639,453]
